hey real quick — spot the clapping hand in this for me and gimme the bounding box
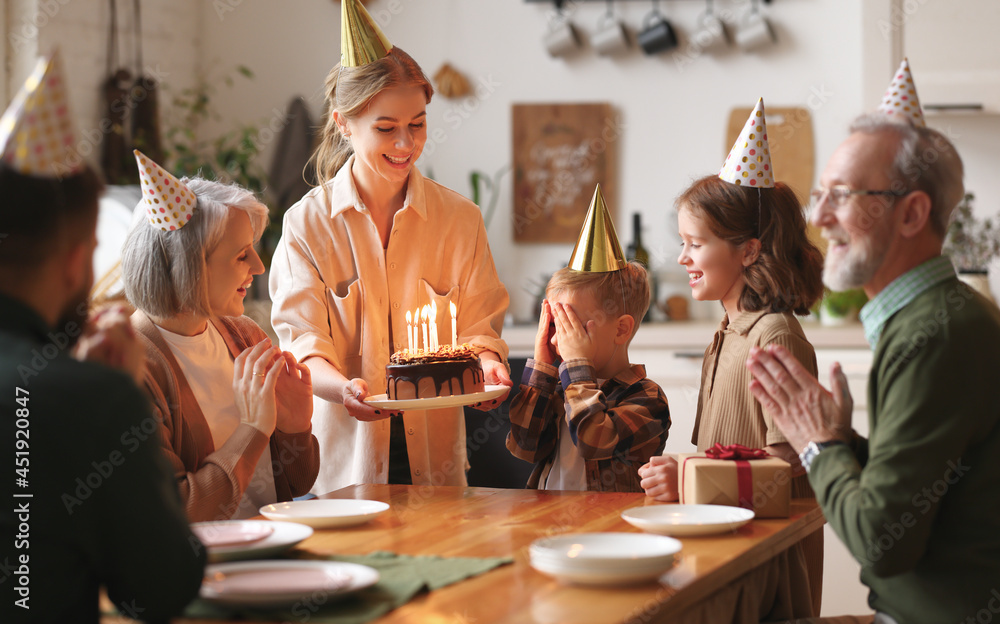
[233,340,281,435]
[73,304,145,385]
[274,351,313,434]
[746,344,853,453]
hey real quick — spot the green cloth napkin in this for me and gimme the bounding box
[183,551,513,623]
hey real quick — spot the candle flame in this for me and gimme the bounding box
[431,300,437,315]
[406,310,412,323]
[421,305,429,320]
[450,301,457,316]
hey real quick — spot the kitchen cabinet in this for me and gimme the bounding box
[895,0,1000,113]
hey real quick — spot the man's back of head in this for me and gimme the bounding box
[0,163,104,325]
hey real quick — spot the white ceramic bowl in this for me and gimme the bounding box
[529,532,681,569]
[529,553,676,585]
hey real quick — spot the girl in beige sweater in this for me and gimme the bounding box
[639,172,826,620]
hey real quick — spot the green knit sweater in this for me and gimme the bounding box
[810,277,1000,623]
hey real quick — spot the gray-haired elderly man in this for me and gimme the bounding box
[746,115,1000,624]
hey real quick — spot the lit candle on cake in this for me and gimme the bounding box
[421,305,429,353]
[450,301,457,348]
[430,301,438,351]
[405,310,413,353]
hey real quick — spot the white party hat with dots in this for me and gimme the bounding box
[0,51,84,177]
[719,98,773,188]
[877,58,925,127]
[133,149,198,231]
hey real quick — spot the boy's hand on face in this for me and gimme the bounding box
[533,300,557,365]
[551,301,596,363]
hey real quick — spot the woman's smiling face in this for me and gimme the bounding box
[338,84,428,188]
[205,208,264,319]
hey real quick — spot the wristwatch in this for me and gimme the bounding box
[799,440,847,473]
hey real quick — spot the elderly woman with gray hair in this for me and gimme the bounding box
[121,152,319,522]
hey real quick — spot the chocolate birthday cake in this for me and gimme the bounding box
[386,345,484,400]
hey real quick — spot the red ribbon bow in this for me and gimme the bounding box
[696,444,770,510]
[704,443,769,461]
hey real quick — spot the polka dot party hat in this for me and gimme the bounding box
[0,51,84,177]
[133,149,197,231]
[719,98,773,188]
[877,58,925,127]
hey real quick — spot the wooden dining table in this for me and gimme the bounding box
[137,484,824,624]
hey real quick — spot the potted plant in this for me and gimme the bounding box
[943,192,998,302]
[817,288,868,326]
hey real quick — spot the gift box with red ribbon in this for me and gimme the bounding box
[678,443,792,518]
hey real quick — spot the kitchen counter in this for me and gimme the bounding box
[501,318,869,358]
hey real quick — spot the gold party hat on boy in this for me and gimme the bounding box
[878,58,925,127]
[341,0,393,67]
[720,98,773,188]
[567,184,628,273]
[133,149,197,231]
[0,51,83,177]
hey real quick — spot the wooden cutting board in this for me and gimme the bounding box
[726,106,825,252]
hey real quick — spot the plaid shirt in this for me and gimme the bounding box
[859,255,956,348]
[506,358,670,492]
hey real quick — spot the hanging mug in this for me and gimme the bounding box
[691,9,730,55]
[544,13,582,58]
[593,12,630,57]
[637,9,678,55]
[735,5,776,52]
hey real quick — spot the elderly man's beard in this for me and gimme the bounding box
[822,223,894,292]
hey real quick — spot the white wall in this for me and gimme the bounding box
[199,0,869,323]
[30,0,202,171]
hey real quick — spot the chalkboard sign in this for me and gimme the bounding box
[512,103,619,243]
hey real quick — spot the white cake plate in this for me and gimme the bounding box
[365,384,508,410]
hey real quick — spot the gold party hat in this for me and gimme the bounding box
[134,149,198,231]
[567,184,628,273]
[0,51,84,177]
[719,98,773,188]
[341,0,393,68]
[877,58,925,127]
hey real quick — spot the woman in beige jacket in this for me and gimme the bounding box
[269,36,510,494]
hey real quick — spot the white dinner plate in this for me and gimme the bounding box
[200,560,380,608]
[365,384,508,410]
[621,504,755,537]
[259,499,390,529]
[190,520,313,563]
[529,532,682,568]
[191,520,274,548]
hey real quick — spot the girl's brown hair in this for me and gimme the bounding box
[310,47,434,186]
[677,175,824,315]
